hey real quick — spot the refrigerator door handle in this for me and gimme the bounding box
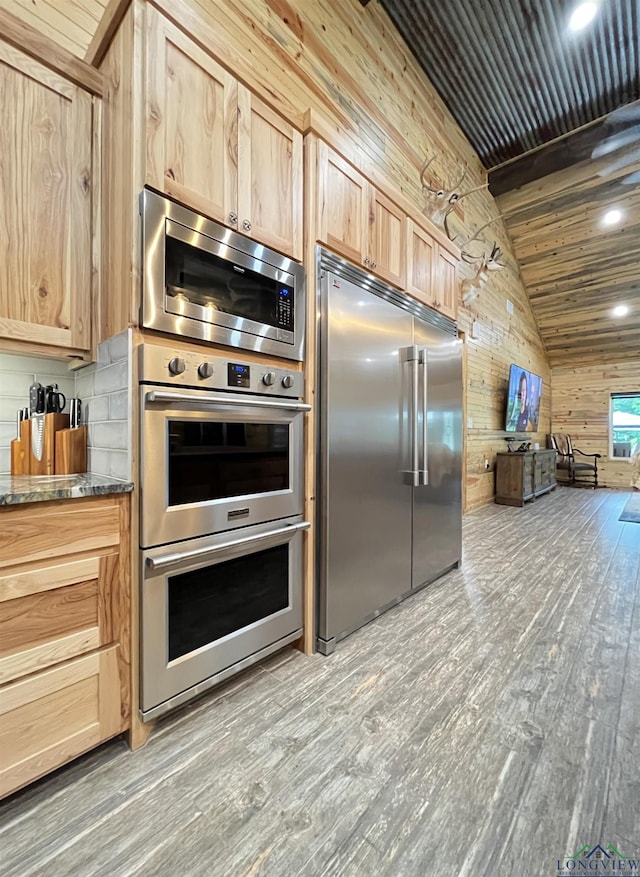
[420,347,429,486]
[402,346,420,486]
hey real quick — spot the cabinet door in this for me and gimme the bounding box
[0,647,122,797]
[434,246,458,320]
[317,142,368,266]
[405,219,436,307]
[368,189,405,288]
[146,8,237,227]
[237,88,303,260]
[0,44,92,351]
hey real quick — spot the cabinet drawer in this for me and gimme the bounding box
[0,500,120,569]
[0,554,117,684]
[0,646,122,798]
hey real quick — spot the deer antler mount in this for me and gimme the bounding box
[420,153,487,240]
[459,217,507,305]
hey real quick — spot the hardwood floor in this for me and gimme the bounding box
[1,487,639,876]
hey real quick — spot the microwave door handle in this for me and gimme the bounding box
[145,390,311,412]
[145,521,311,573]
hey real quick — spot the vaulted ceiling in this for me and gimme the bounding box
[379,0,640,366]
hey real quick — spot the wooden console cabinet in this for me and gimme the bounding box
[0,494,130,798]
[495,450,557,507]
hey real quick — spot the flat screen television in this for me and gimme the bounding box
[505,364,542,433]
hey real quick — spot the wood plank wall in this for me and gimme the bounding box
[144,0,551,511]
[0,0,108,58]
[5,0,552,510]
[552,359,640,489]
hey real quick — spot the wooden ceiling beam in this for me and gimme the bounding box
[488,109,640,196]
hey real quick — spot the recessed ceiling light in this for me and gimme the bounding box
[569,2,598,31]
[612,305,629,317]
[602,208,623,226]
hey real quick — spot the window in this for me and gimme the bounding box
[610,393,640,458]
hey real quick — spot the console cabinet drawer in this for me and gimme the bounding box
[0,646,122,798]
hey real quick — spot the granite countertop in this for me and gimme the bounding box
[0,473,134,506]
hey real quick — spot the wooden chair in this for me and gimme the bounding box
[547,433,601,488]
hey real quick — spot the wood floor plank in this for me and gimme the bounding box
[0,487,638,876]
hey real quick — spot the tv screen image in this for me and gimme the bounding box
[505,364,543,433]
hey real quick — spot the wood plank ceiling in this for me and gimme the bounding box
[0,0,108,59]
[379,0,640,366]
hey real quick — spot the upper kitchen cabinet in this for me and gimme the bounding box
[0,41,94,354]
[237,90,303,261]
[316,142,405,288]
[145,10,237,229]
[434,246,458,321]
[145,8,303,261]
[406,219,458,321]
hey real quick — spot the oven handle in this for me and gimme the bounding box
[145,521,311,573]
[145,390,311,412]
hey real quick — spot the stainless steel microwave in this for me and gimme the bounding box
[141,189,305,361]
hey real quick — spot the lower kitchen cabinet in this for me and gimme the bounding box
[0,493,130,798]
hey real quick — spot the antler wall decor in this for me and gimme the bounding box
[459,217,507,305]
[420,153,488,240]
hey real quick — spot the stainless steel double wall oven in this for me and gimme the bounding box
[139,228,310,719]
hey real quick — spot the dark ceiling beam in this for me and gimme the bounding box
[488,115,631,197]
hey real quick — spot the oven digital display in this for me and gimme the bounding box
[227,363,250,388]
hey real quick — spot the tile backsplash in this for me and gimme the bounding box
[75,331,133,481]
[0,331,133,480]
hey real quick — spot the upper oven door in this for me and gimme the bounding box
[142,189,305,361]
[141,386,308,548]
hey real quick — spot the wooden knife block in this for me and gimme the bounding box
[28,413,70,475]
[10,419,31,475]
[55,426,88,475]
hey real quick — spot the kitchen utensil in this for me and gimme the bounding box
[29,381,44,415]
[31,414,45,462]
[29,413,69,474]
[69,398,82,429]
[10,410,27,475]
[45,384,66,414]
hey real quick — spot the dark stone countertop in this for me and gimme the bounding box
[0,473,134,506]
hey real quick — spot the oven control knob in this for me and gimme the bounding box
[262,372,276,386]
[281,375,295,389]
[168,357,186,376]
[198,362,214,379]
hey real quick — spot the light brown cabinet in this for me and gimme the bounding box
[317,141,405,288]
[0,494,130,798]
[0,41,94,353]
[146,8,303,260]
[406,219,458,320]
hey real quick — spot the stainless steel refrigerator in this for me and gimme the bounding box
[316,251,463,655]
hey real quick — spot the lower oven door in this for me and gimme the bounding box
[141,517,309,720]
[141,386,308,548]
